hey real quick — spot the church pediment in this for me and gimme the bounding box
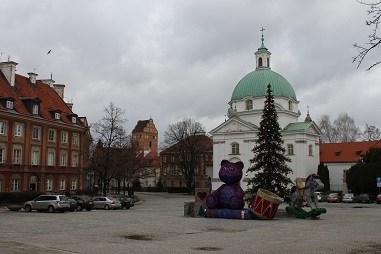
[210,117,258,134]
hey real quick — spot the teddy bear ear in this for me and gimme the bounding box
[235,161,244,170]
[221,160,229,166]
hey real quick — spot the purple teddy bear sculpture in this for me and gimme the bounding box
[206,159,245,210]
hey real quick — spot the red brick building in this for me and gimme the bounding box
[0,61,91,193]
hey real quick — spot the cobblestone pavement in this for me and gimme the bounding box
[1,193,381,254]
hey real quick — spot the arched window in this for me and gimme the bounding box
[246,99,253,110]
[258,57,263,67]
[287,144,294,155]
[267,58,270,67]
[309,144,313,156]
[288,100,293,111]
[231,143,239,154]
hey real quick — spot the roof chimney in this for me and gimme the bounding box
[40,78,55,87]
[27,72,38,84]
[0,61,18,87]
[53,84,65,99]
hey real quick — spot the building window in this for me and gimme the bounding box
[0,148,4,163]
[32,104,39,114]
[31,150,39,165]
[11,179,19,192]
[309,144,313,156]
[287,144,294,155]
[32,127,40,139]
[0,179,2,192]
[231,143,239,154]
[170,165,176,175]
[72,117,76,124]
[258,57,263,67]
[72,153,78,167]
[55,112,60,120]
[163,167,167,176]
[288,100,293,111]
[48,130,56,142]
[71,178,77,190]
[60,153,67,166]
[46,179,53,191]
[6,101,13,109]
[13,149,21,164]
[48,151,55,166]
[72,134,79,146]
[267,58,270,67]
[171,156,174,162]
[0,122,6,135]
[246,99,253,110]
[61,132,68,144]
[14,124,22,137]
[163,156,166,163]
[59,179,65,190]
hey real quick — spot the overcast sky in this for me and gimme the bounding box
[1,0,380,142]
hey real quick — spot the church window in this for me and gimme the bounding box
[287,144,294,155]
[258,57,263,67]
[267,58,270,67]
[288,100,293,111]
[246,99,253,110]
[308,144,313,156]
[231,143,239,154]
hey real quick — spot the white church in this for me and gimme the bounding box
[209,34,321,192]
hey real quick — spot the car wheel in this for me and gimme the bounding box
[76,205,83,211]
[104,204,110,210]
[48,206,55,213]
[86,208,92,211]
[24,205,32,212]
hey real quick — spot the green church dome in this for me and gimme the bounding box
[231,69,297,101]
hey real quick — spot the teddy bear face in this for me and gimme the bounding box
[218,160,244,184]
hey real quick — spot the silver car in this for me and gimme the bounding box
[93,197,122,210]
[23,195,70,213]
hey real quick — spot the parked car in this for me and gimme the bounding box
[113,196,135,209]
[93,197,122,210]
[376,194,381,204]
[23,194,70,213]
[68,198,77,212]
[314,192,327,202]
[342,193,358,203]
[358,193,374,203]
[69,195,94,211]
[326,193,342,203]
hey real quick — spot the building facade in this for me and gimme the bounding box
[160,135,213,190]
[319,140,381,193]
[210,35,321,192]
[0,61,91,193]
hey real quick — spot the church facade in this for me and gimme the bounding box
[209,35,321,192]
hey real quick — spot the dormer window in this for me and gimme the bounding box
[72,117,76,124]
[32,104,39,114]
[55,113,60,120]
[246,99,253,110]
[6,101,13,109]
[258,57,263,67]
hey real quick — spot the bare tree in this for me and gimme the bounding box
[161,118,208,194]
[89,102,129,196]
[353,0,381,70]
[333,112,360,142]
[318,114,337,143]
[361,123,381,140]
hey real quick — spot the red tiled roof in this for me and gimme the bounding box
[319,140,381,163]
[132,120,149,132]
[0,71,85,127]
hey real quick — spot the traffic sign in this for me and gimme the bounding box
[377,177,381,187]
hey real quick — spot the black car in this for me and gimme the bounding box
[358,193,374,203]
[69,195,94,211]
[113,196,134,209]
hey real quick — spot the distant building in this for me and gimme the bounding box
[0,61,91,193]
[160,135,213,190]
[319,140,381,192]
[131,118,160,188]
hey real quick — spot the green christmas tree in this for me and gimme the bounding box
[246,84,293,205]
